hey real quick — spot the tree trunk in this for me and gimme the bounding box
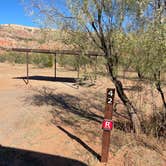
[155,81,166,111]
[137,70,144,79]
[154,72,166,111]
[107,62,141,134]
[93,12,141,133]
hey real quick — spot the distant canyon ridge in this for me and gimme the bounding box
[0,24,68,53]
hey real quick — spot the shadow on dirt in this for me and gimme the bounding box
[123,85,143,92]
[27,87,103,124]
[0,145,87,166]
[24,87,103,160]
[13,75,77,83]
[25,87,133,132]
[23,87,137,159]
[57,126,101,160]
[117,75,140,81]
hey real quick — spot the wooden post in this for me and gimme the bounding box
[101,88,115,163]
[26,52,29,84]
[54,53,57,78]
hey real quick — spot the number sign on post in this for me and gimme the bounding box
[101,88,115,163]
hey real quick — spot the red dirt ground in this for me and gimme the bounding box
[0,62,165,166]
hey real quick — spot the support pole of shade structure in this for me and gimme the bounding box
[94,55,97,81]
[77,54,80,88]
[54,53,57,78]
[26,52,29,84]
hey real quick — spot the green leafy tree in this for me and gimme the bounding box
[23,0,165,134]
[126,1,166,110]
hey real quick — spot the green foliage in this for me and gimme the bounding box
[31,53,53,68]
[57,54,98,70]
[24,0,166,134]
[57,55,78,70]
[0,54,6,63]
[2,52,26,64]
[119,23,166,81]
[0,52,53,68]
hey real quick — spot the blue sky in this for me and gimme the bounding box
[0,0,37,27]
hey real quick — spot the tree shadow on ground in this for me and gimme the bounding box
[118,74,166,85]
[0,145,87,166]
[57,126,101,160]
[117,75,140,81]
[25,87,134,133]
[27,87,103,124]
[123,85,143,92]
[24,88,102,161]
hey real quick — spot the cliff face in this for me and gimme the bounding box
[0,24,68,52]
[0,24,41,48]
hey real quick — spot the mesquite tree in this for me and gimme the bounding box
[121,0,166,110]
[152,0,166,110]
[24,0,156,134]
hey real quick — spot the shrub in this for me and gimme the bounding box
[57,54,78,70]
[1,52,26,64]
[31,53,53,68]
[0,54,6,62]
[14,54,26,64]
[0,52,53,68]
[141,111,166,138]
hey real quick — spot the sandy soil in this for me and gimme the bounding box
[0,62,165,166]
[0,63,105,165]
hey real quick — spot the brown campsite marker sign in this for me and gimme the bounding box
[101,88,115,163]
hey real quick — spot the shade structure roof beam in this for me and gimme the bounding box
[11,48,104,57]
